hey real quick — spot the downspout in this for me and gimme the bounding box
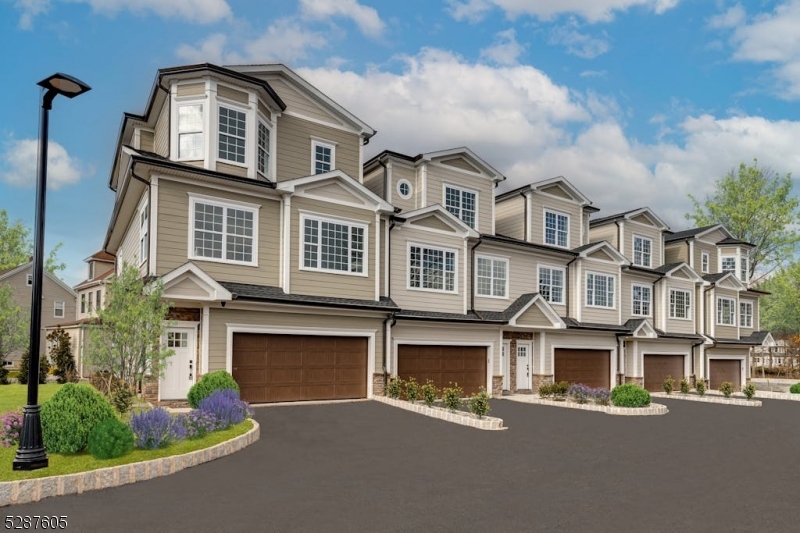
[614,220,622,250]
[701,284,716,384]
[615,332,627,386]
[565,255,579,318]
[686,240,691,263]
[387,219,398,299]
[520,192,528,241]
[130,163,152,277]
[382,311,396,376]
[470,238,484,314]
[691,338,705,384]
[379,158,388,202]
[653,276,666,330]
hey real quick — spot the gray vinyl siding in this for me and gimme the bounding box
[541,330,617,376]
[713,287,739,339]
[208,307,385,374]
[390,163,417,213]
[155,179,281,286]
[290,196,376,301]
[621,271,656,323]
[154,100,169,158]
[623,221,663,269]
[495,196,524,240]
[589,223,618,249]
[424,163,494,235]
[665,242,689,265]
[579,259,620,324]
[275,114,360,181]
[529,194,582,250]
[661,278,696,335]
[694,242,717,274]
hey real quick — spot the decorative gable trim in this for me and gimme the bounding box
[275,169,395,213]
[421,147,505,182]
[398,204,480,238]
[577,241,629,265]
[161,262,233,302]
[714,273,747,291]
[506,294,566,329]
[662,263,704,283]
[630,320,658,338]
[530,176,591,206]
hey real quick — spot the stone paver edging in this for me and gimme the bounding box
[745,390,800,401]
[651,392,761,406]
[372,396,504,430]
[0,420,259,507]
[503,395,668,416]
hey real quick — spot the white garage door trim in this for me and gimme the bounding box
[392,339,495,394]
[707,354,746,390]
[639,350,690,380]
[551,343,618,389]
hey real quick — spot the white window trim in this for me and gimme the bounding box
[585,271,616,309]
[443,182,479,230]
[187,193,260,267]
[740,256,749,283]
[311,138,337,175]
[256,116,275,179]
[740,300,754,328]
[543,209,570,248]
[720,256,736,275]
[632,234,652,268]
[299,212,369,278]
[26,274,32,286]
[174,101,206,162]
[397,179,413,200]
[717,296,736,326]
[54,300,65,318]
[701,251,709,273]
[217,102,249,169]
[631,283,652,317]
[669,288,692,321]
[537,264,566,305]
[406,241,459,294]
[475,254,509,300]
[139,199,149,266]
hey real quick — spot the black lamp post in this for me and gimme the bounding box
[13,73,91,471]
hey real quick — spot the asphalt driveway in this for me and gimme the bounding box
[8,397,800,532]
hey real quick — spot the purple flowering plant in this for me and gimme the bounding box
[0,409,24,448]
[177,409,219,439]
[592,388,611,406]
[198,389,253,430]
[129,407,186,449]
[567,383,593,404]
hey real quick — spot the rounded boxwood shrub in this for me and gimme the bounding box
[88,418,134,459]
[610,383,651,408]
[790,383,800,394]
[41,383,117,453]
[187,370,240,408]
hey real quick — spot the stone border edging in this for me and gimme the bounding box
[372,396,504,430]
[651,392,761,406]
[502,395,668,416]
[0,420,260,507]
[746,390,800,401]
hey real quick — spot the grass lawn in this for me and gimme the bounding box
[0,383,63,413]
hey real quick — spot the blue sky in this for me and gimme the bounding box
[2,0,800,286]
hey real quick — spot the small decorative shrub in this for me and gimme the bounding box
[663,376,675,395]
[404,377,420,403]
[110,382,134,415]
[0,409,24,448]
[552,381,569,400]
[679,379,690,394]
[197,389,252,430]
[790,383,800,394]
[177,410,219,439]
[129,407,186,449]
[610,384,651,408]
[592,388,610,406]
[695,379,706,396]
[568,383,592,404]
[41,383,117,453]
[90,371,127,396]
[719,381,734,398]
[88,418,134,459]
[742,383,756,400]
[187,370,240,409]
[538,382,553,398]
[386,377,403,399]
[421,380,438,407]
[467,388,491,418]
[442,383,464,412]
[17,347,48,385]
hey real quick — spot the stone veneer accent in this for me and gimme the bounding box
[503,331,533,394]
[651,392,761,407]
[502,395,668,416]
[0,420,260,507]
[625,377,644,386]
[532,374,552,392]
[372,373,386,397]
[373,396,504,430]
[492,376,503,396]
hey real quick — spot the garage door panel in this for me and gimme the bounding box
[236,369,268,385]
[710,360,741,390]
[266,335,299,351]
[234,333,266,350]
[398,345,487,395]
[305,352,336,366]
[268,368,303,383]
[554,349,610,390]
[644,354,684,392]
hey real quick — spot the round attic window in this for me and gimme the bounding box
[397,179,412,199]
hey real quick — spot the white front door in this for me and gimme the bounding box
[502,341,511,390]
[160,328,195,400]
[516,343,531,390]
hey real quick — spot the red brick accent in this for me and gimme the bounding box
[142,378,159,404]
[503,331,533,340]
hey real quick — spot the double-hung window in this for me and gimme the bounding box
[721,257,736,275]
[81,294,86,314]
[717,297,736,326]
[312,140,335,174]
[409,244,456,292]
[139,201,149,265]
[538,266,564,304]
[632,284,651,316]
[178,104,204,159]
[54,301,65,319]
[88,292,93,313]
[191,196,258,265]
[740,257,749,283]
[669,289,691,319]
[476,256,507,298]
[302,215,366,275]
[257,120,271,177]
[701,252,709,273]
[218,106,247,164]
[740,301,753,328]
[633,236,652,267]
[544,210,569,247]
[586,273,614,308]
[444,185,477,228]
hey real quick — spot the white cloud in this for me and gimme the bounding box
[549,17,611,58]
[446,0,680,23]
[707,4,745,29]
[13,0,50,29]
[299,0,385,39]
[0,139,92,191]
[11,0,231,26]
[479,29,525,66]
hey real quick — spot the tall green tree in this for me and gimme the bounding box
[85,262,173,394]
[0,284,29,384]
[0,209,66,274]
[686,159,800,281]
[759,262,800,336]
[47,327,78,383]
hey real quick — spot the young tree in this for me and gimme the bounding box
[0,209,66,274]
[686,159,800,282]
[0,284,28,384]
[759,261,800,336]
[17,346,49,385]
[85,262,174,394]
[47,327,77,383]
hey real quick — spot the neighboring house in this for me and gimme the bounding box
[0,261,77,369]
[99,61,773,404]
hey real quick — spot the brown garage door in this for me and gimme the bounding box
[554,349,610,389]
[397,345,486,395]
[709,359,741,391]
[644,354,685,392]
[232,333,368,403]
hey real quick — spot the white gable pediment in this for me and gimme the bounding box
[400,204,480,238]
[297,179,370,208]
[630,320,658,338]
[440,157,482,174]
[540,184,573,201]
[507,295,566,329]
[276,170,394,213]
[716,275,746,291]
[161,263,232,302]
[408,213,458,233]
[578,241,629,265]
[664,263,703,283]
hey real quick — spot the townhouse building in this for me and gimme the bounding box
[99,62,771,403]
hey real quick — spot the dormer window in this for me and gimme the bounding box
[445,185,477,229]
[633,235,652,267]
[721,256,736,275]
[312,139,335,174]
[257,120,271,177]
[544,210,569,247]
[218,106,247,165]
[178,104,204,159]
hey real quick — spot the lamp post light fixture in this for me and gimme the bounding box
[13,73,91,471]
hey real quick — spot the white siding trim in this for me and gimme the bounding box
[375,212,381,300]
[420,163,428,207]
[149,176,159,274]
[463,240,468,313]
[283,195,291,292]
[543,208,571,249]
[202,305,210,376]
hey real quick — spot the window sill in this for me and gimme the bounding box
[189,255,258,268]
[407,286,458,295]
[585,304,616,310]
[300,266,368,278]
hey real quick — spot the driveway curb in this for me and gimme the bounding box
[372,397,504,430]
[502,395,668,415]
[651,392,761,406]
[0,420,259,507]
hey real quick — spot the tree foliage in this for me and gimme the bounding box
[0,209,66,274]
[759,262,800,336]
[686,160,800,281]
[85,262,174,393]
[18,346,48,385]
[47,327,78,383]
[0,284,28,384]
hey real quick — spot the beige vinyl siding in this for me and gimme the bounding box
[718,246,737,256]
[739,297,756,336]
[661,278,696,334]
[116,191,148,276]
[216,84,249,105]
[155,179,280,286]
[703,228,728,244]
[441,157,480,173]
[363,167,384,200]
[208,307,385,374]
[392,322,500,375]
[390,225,465,314]
[412,215,453,232]
[177,83,205,97]
[265,77,341,126]
[390,163,417,213]
[694,242,717,274]
[530,194,582,250]
[425,163,494,235]
[495,196,524,240]
[621,271,656,323]
[275,114,360,181]
[580,259,620,324]
[154,100,169,157]
[623,222,663,269]
[290,196,375,300]
[379,219,386,296]
[216,161,248,177]
[665,242,689,265]
[589,223,618,248]
[516,305,554,326]
[713,287,739,339]
[140,130,155,152]
[628,339,691,379]
[541,330,617,376]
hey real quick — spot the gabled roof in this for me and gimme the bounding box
[716,237,755,247]
[0,261,77,297]
[275,169,395,213]
[495,175,593,207]
[702,271,746,290]
[364,147,506,183]
[746,331,775,346]
[589,207,670,231]
[398,204,480,238]
[161,262,233,302]
[482,234,578,257]
[85,251,115,263]
[220,282,399,312]
[654,262,704,282]
[74,269,114,290]
[504,293,566,328]
[573,240,630,265]
[623,318,658,338]
[664,224,733,243]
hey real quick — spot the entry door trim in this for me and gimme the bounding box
[502,341,511,390]
[516,341,532,390]
[159,320,199,402]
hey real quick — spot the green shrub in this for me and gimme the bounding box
[679,378,690,394]
[790,383,800,394]
[111,382,134,415]
[41,383,117,453]
[742,383,756,400]
[610,384,651,408]
[552,381,569,399]
[538,382,553,398]
[467,387,491,418]
[386,377,403,399]
[442,383,463,412]
[421,380,438,407]
[187,370,239,408]
[695,379,706,396]
[404,377,420,403]
[88,418,134,459]
[663,376,675,394]
[17,347,48,385]
[720,381,734,398]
